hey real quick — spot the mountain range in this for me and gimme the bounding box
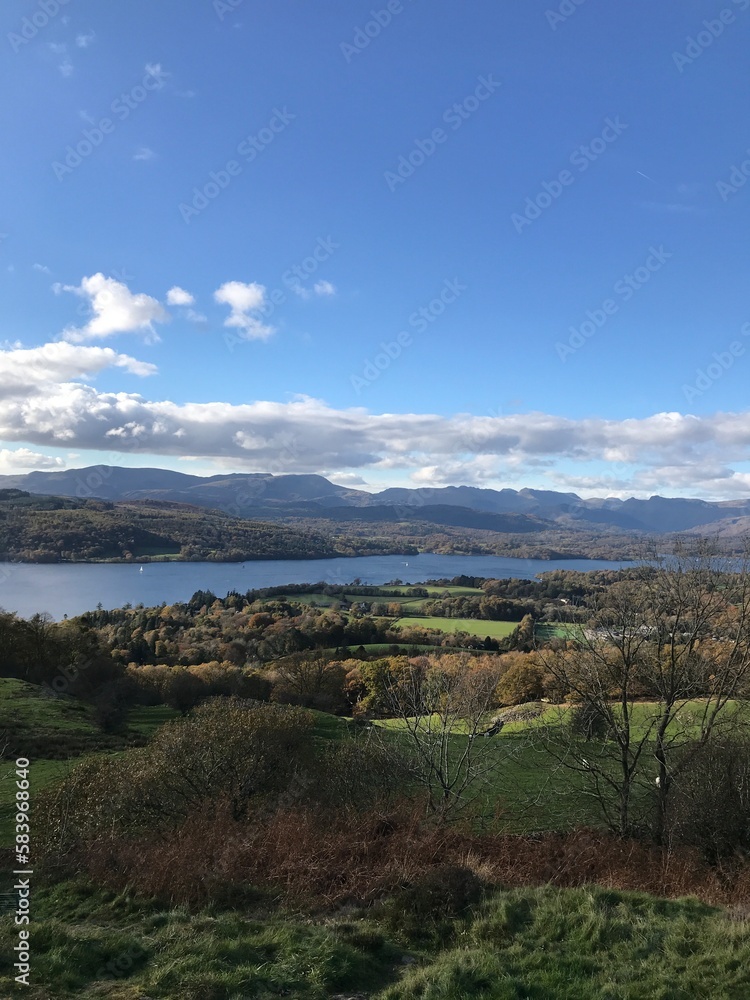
[1,467,749,537]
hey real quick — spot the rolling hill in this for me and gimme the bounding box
[1,466,749,536]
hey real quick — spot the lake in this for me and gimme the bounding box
[0,554,635,620]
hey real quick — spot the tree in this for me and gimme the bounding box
[377,654,503,820]
[536,544,750,839]
[161,667,205,715]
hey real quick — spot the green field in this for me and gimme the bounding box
[271,586,486,614]
[395,616,519,639]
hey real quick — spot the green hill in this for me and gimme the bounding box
[0,492,342,562]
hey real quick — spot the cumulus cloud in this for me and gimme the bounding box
[166,286,195,307]
[76,31,95,48]
[5,346,750,498]
[0,342,156,399]
[32,263,51,274]
[133,147,156,161]
[214,281,274,341]
[59,274,170,343]
[0,449,65,474]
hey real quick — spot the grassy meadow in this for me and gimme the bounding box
[395,616,519,638]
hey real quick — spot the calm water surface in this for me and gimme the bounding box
[0,554,634,620]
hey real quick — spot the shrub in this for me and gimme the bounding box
[38,698,317,861]
[314,738,414,811]
[568,701,611,741]
[496,654,545,705]
[667,735,750,862]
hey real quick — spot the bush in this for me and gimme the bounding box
[667,736,750,862]
[38,698,317,861]
[314,738,414,811]
[92,682,128,734]
[569,701,611,741]
[496,654,545,705]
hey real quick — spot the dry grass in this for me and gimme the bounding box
[75,799,750,912]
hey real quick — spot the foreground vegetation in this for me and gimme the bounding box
[4,878,750,999]
[3,551,750,996]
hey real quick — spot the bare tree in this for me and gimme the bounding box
[377,655,504,821]
[536,542,750,839]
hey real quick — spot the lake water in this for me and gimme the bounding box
[0,554,634,620]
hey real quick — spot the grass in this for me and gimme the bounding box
[375,699,750,832]
[0,879,403,999]
[534,622,583,641]
[126,704,180,736]
[381,885,750,999]
[0,678,96,733]
[373,719,600,832]
[4,879,750,998]
[0,685,179,847]
[395,616,519,639]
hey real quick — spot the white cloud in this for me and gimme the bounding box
[6,351,750,499]
[0,449,65,475]
[292,280,337,300]
[0,341,156,399]
[133,147,156,161]
[214,281,274,341]
[76,31,95,48]
[59,274,170,343]
[59,60,74,77]
[32,263,51,274]
[166,286,195,307]
[327,472,367,486]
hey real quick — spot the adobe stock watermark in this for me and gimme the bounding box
[682,322,750,403]
[223,236,339,352]
[213,0,244,20]
[546,0,590,31]
[350,278,466,393]
[512,117,628,234]
[555,246,672,362]
[384,75,501,192]
[340,0,417,63]
[7,0,71,53]
[716,147,750,202]
[673,0,748,72]
[179,107,296,223]
[52,66,168,181]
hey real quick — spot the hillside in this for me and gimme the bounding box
[3,466,750,536]
[0,491,349,562]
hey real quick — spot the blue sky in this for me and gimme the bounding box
[1,0,750,498]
